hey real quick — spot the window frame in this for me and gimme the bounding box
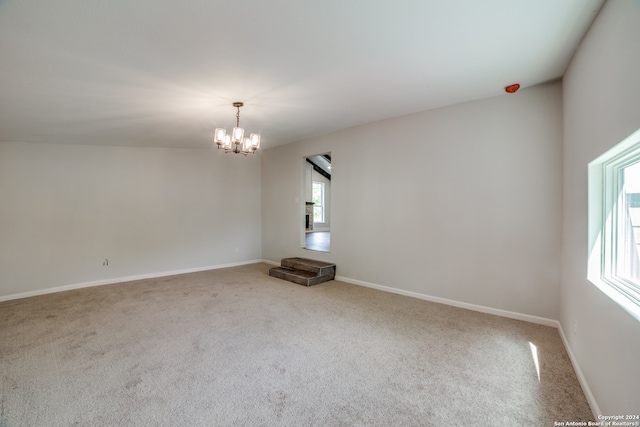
[588,128,640,321]
[312,181,325,224]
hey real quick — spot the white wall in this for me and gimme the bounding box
[0,141,262,299]
[562,0,640,415]
[262,81,563,320]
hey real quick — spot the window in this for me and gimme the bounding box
[588,128,640,321]
[312,181,324,223]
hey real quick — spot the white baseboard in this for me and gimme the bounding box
[262,257,557,326]
[333,274,600,417]
[335,275,558,327]
[557,324,601,419]
[0,259,263,302]
[10,257,597,417]
[333,274,603,417]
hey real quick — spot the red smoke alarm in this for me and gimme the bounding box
[505,83,520,94]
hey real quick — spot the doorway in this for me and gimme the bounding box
[302,153,331,252]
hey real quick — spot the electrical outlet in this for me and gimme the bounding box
[103,258,109,266]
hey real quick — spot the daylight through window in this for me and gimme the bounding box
[312,181,324,223]
[618,163,640,283]
[588,128,640,321]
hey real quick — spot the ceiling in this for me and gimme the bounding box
[0,0,605,150]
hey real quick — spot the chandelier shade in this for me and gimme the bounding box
[214,102,260,155]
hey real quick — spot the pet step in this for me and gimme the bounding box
[268,257,336,287]
[280,257,336,278]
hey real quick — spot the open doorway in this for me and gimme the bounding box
[302,153,331,252]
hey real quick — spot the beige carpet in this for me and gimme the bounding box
[1,263,593,426]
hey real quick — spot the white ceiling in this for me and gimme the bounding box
[0,0,604,150]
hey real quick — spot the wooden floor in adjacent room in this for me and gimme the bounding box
[305,230,330,252]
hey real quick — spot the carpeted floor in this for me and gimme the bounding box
[1,263,593,426]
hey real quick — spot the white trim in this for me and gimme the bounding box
[312,180,325,223]
[3,257,600,417]
[333,273,600,416]
[0,259,263,302]
[588,276,640,322]
[263,258,558,326]
[335,275,558,327]
[557,325,601,418]
[588,127,640,321]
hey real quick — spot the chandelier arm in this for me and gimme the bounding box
[216,102,258,155]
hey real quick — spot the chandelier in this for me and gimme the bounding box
[214,102,261,155]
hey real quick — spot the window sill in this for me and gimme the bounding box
[587,275,640,322]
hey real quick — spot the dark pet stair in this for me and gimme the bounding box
[269,257,336,287]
